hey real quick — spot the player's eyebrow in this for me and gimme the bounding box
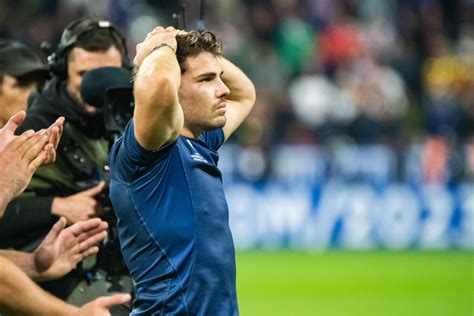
[195,70,224,80]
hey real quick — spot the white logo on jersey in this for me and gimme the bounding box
[187,139,208,163]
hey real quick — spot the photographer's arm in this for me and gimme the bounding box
[219,57,256,141]
[133,27,184,150]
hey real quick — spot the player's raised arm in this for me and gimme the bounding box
[133,26,184,150]
[219,57,256,141]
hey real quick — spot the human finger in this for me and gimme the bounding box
[80,181,107,197]
[22,133,48,161]
[52,116,65,136]
[75,221,108,243]
[43,143,56,164]
[79,231,107,253]
[28,150,48,173]
[42,217,67,244]
[66,218,104,236]
[47,126,59,147]
[5,129,35,151]
[144,32,153,40]
[2,111,26,134]
[46,117,64,143]
[95,294,132,309]
[152,26,164,34]
[80,245,100,258]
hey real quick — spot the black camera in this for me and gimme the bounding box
[80,66,134,140]
[103,87,135,140]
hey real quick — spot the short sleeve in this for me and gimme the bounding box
[108,120,175,182]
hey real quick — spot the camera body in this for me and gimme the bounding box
[103,86,135,141]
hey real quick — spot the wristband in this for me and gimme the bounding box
[151,43,176,54]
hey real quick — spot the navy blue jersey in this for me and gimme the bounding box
[108,120,238,316]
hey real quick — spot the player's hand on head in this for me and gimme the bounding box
[133,26,182,68]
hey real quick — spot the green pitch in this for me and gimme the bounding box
[236,250,473,316]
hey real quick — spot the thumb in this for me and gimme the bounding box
[2,111,26,134]
[43,217,67,243]
[81,181,106,197]
[96,294,131,309]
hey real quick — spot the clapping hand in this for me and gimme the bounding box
[33,217,108,280]
[0,111,65,216]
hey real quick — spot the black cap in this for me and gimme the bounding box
[0,40,49,77]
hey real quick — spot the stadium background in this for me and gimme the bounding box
[1,0,472,315]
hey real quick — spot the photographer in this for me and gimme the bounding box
[0,16,132,313]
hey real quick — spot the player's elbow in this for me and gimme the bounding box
[241,80,256,112]
[247,81,257,107]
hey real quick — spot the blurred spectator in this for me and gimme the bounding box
[274,16,316,76]
[338,55,408,144]
[0,0,472,183]
[288,74,355,141]
[422,32,467,138]
[0,40,49,127]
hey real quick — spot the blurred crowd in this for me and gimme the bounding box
[0,0,473,184]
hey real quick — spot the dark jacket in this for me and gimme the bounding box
[0,77,110,297]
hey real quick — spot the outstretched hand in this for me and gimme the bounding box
[33,217,108,280]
